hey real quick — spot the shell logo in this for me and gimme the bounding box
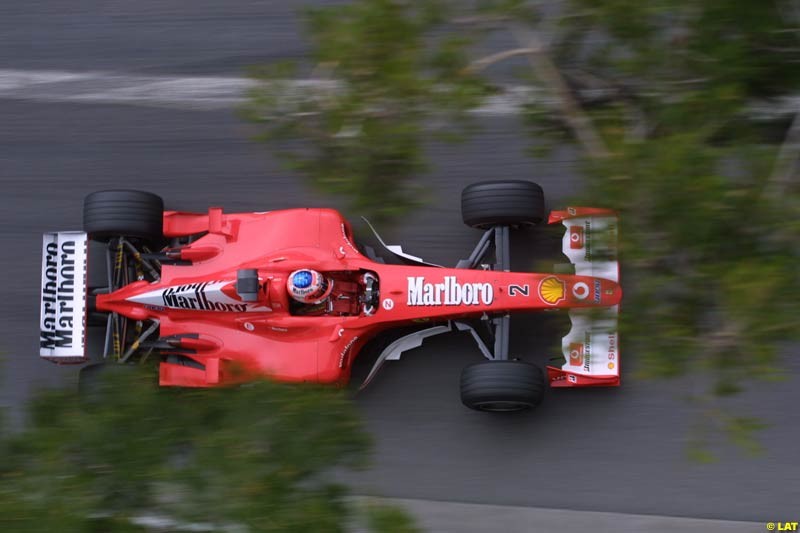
[538,276,566,305]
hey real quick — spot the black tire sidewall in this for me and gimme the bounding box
[83,189,164,243]
[460,360,545,412]
[461,180,545,229]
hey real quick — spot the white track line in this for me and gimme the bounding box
[357,497,766,533]
[2,68,793,119]
[0,68,536,113]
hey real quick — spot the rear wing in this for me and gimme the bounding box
[547,208,620,387]
[40,232,88,363]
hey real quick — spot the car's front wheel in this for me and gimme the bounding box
[460,360,545,412]
[461,180,545,229]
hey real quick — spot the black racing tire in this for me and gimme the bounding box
[461,180,545,229]
[460,360,545,412]
[83,190,164,243]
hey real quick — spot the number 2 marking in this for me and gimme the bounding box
[508,284,530,297]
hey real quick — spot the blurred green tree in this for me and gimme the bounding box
[242,0,489,222]
[244,0,799,452]
[0,368,415,532]
[483,0,800,453]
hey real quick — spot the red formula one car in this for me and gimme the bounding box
[40,181,620,411]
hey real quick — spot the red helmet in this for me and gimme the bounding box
[287,269,333,304]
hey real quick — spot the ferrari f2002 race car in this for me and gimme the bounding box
[40,181,620,412]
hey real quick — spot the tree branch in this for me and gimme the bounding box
[465,48,536,74]
[764,109,800,200]
[509,23,610,160]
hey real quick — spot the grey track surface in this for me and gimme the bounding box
[360,498,765,533]
[0,1,312,75]
[1,1,798,527]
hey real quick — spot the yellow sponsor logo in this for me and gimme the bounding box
[538,276,566,305]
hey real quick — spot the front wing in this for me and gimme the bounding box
[547,208,620,387]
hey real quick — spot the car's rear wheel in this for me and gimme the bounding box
[83,189,164,244]
[461,180,545,229]
[460,360,545,412]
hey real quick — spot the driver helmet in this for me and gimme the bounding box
[287,269,333,304]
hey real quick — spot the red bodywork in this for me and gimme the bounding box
[96,208,622,388]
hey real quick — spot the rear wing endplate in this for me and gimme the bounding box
[547,208,620,387]
[40,231,88,362]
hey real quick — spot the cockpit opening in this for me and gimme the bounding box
[288,270,379,317]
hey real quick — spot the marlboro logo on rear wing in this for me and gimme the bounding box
[40,232,88,362]
[548,208,620,387]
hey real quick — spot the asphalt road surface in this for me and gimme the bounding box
[1,1,798,526]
